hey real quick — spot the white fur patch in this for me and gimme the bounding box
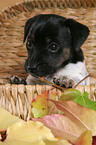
[26,61,89,85]
[53,61,89,85]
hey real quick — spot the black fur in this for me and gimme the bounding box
[24,14,89,78]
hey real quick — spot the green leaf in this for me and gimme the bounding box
[83,91,89,98]
[59,88,96,111]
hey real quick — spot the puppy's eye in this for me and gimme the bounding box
[27,40,32,49]
[49,43,59,52]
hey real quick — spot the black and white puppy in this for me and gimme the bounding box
[24,14,90,87]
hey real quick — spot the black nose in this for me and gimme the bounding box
[28,66,37,73]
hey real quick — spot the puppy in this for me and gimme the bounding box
[24,14,90,87]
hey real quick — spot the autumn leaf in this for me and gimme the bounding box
[0,142,4,145]
[74,130,92,145]
[0,107,23,131]
[0,121,71,145]
[32,90,49,118]
[32,90,58,118]
[92,136,96,145]
[59,88,96,111]
[6,121,54,143]
[33,100,96,143]
[49,100,96,135]
[43,138,71,145]
[33,113,87,142]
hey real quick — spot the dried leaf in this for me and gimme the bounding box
[48,100,96,136]
[32,90,58,118]
[43,138,71,145]
[0,107,22,131]
[32,90,49,118]
[0,121,71,145]
[92,136,96,145]
[33,114,84,142]
[74,130,92,145]
[34,100,96,142]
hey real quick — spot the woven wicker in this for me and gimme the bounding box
[0,84,96,120]
[0,0,96,119]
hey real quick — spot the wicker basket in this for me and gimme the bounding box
[0,0,96,120]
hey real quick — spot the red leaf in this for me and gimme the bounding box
[93,136,96,145]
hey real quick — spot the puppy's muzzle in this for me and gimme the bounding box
[27,63,49,77]
[28,65,38,74]
[28,66,37,72]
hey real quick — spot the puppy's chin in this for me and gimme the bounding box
[29,72,46,78]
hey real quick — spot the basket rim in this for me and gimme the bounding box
[0,0,96,26]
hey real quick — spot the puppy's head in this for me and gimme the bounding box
[24,14,89,78]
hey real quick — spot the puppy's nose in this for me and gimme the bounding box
[28,66,37,73]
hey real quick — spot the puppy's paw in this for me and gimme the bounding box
[9,76,27,85]
[53,76,75,88]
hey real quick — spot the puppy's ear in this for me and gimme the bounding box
[65,19,90,51]
[23,15,40,43]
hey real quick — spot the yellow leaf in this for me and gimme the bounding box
[74,130,92,145]
[0,107,23,131]
[43,138,71,145]
[7,121,54,142]
[0,121,72,145]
